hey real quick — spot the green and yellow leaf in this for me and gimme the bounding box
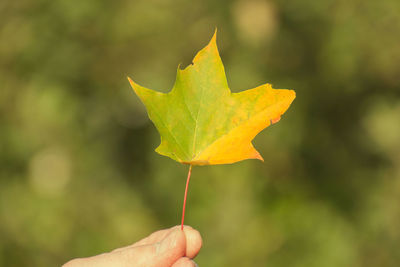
[128,31,295,165]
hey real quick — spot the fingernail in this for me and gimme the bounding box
[192,260,199,267]
[159,229,179,253]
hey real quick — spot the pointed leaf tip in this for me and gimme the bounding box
[127,76,133,86]
[127,76,137,91]
[208,28,217,48]
[212,28,217,41]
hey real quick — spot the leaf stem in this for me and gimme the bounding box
[181,165,193,230]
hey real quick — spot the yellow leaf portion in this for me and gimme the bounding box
[188,85,295,165]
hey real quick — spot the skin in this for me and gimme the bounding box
[63,225,202,267]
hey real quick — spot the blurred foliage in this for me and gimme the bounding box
[1,0,400,266]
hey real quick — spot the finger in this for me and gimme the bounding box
[134,225,202,259]
[134,226,183,247]
[112,226,180,253]
[113,228,186,267]
[113,225,197,253]
[66,233,186,267]
[182,226,202,259]
[172,257,198,267]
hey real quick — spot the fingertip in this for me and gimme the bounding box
[182,227,202,259]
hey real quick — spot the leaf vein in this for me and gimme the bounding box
[191,84,205,158]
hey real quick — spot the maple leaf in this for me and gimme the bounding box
[128,31,295,166]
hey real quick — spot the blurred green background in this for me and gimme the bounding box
[1,0,400,266]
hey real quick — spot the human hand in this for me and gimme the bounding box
[63,225,202,267]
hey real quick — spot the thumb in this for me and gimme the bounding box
[152,228,187,266]
[63,228,188,267]
[117,228,187,267]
